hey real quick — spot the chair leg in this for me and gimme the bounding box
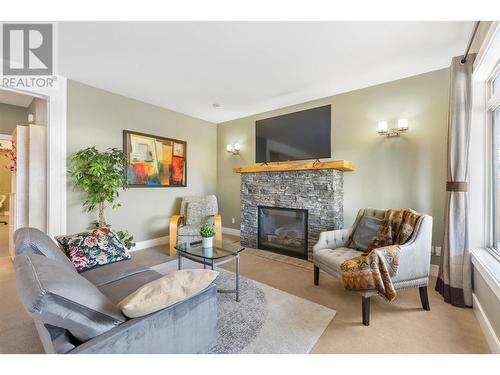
[419,286,430,311]
[362,297,370,326]
[314,265,319,285]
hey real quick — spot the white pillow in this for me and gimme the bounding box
[118,269,219,318]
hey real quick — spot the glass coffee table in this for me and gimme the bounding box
[175,239,245,302]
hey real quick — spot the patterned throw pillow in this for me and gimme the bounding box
[55,228,131,272]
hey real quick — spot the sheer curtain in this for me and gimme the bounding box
[435,54,475,307]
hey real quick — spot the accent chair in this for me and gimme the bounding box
[169,195,222,255]
[312,208,432,325]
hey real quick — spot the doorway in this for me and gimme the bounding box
[0,134,13,258]
[0,89,48,259]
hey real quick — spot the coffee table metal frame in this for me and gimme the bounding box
[176,244,243,302]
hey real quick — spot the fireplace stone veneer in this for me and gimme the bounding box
[240,169,344,260]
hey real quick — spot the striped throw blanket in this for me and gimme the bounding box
[340,209,421,301]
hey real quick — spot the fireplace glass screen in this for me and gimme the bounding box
[257,206,308,259]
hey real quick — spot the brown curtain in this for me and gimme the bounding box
[435,54,475,307]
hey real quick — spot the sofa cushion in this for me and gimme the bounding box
[98,270,164,304]
[14,227,75,270]
[14,253,126,342]
[55,228,131,272]
[313,247,362,280]
[350,215,383,251]
[81,258,148,287]
[118,270,219,318]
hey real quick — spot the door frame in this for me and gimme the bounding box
[0,77,67,237]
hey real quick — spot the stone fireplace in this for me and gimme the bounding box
[240,168,344,260]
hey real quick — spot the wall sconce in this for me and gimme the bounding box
[377,119,409,137]
[226,143,241,155]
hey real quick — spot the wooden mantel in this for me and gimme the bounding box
[233,160,355,173]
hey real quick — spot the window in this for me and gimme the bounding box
[493,107,500,253]
[490,68,500,255]
[493,74,500,96]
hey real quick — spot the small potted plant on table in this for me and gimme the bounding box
[200,223,216,249]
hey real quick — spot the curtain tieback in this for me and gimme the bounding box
[446,181,468,192]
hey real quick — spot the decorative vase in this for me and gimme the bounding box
[202,236,214,249]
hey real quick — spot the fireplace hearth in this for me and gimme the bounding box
[258,206,308,259]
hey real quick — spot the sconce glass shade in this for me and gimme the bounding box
[377,121,388,133]
[398,118,409,131]
[226,143,241,155]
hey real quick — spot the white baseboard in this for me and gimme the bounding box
[473,292,500,353]
[222,227,240,236]
[130,236,169,252]
[430,264,439,277]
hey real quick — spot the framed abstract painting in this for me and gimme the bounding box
[123,130,187,187]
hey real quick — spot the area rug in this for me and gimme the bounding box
[151,260,336,354]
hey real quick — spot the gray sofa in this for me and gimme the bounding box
[313,208,432,325]
[13,227,218,354]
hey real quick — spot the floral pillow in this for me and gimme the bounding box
[55,228,131,272]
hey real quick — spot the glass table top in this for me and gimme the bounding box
[175,240,245,260]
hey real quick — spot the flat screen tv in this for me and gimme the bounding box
[255,105,331,163]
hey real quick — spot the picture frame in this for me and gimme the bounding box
[123,130,187,187]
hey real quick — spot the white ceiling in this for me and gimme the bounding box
[0,89,34,107]
[58,21,473,123]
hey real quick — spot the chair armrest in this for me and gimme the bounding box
[313,228,352,252]
[214,214,222,242]
[169,215,184,256]
[393,215,433,283]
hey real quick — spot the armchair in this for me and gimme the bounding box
[313,208,432,325]
[169,195,222,256]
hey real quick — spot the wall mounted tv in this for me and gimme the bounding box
[255,105,331,163]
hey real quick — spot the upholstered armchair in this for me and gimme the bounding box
[313,208,432,325]
[169,195,222,255]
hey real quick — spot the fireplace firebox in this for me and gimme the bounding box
[257,206,308,259]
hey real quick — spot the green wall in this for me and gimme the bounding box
[67,68,450,247]
[0,102,28,135]
[217,68,449,247]
[66,80,218,241]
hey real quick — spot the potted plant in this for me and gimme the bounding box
[200,223,216,249]
[68,146,135,250]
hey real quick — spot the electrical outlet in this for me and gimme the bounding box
[435,246,442,256]
[231,218,235,224]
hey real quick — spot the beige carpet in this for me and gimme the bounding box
[0,258,43,353]
[224,252,491,354]
[0,225,10,258]
[0,241,491,354]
